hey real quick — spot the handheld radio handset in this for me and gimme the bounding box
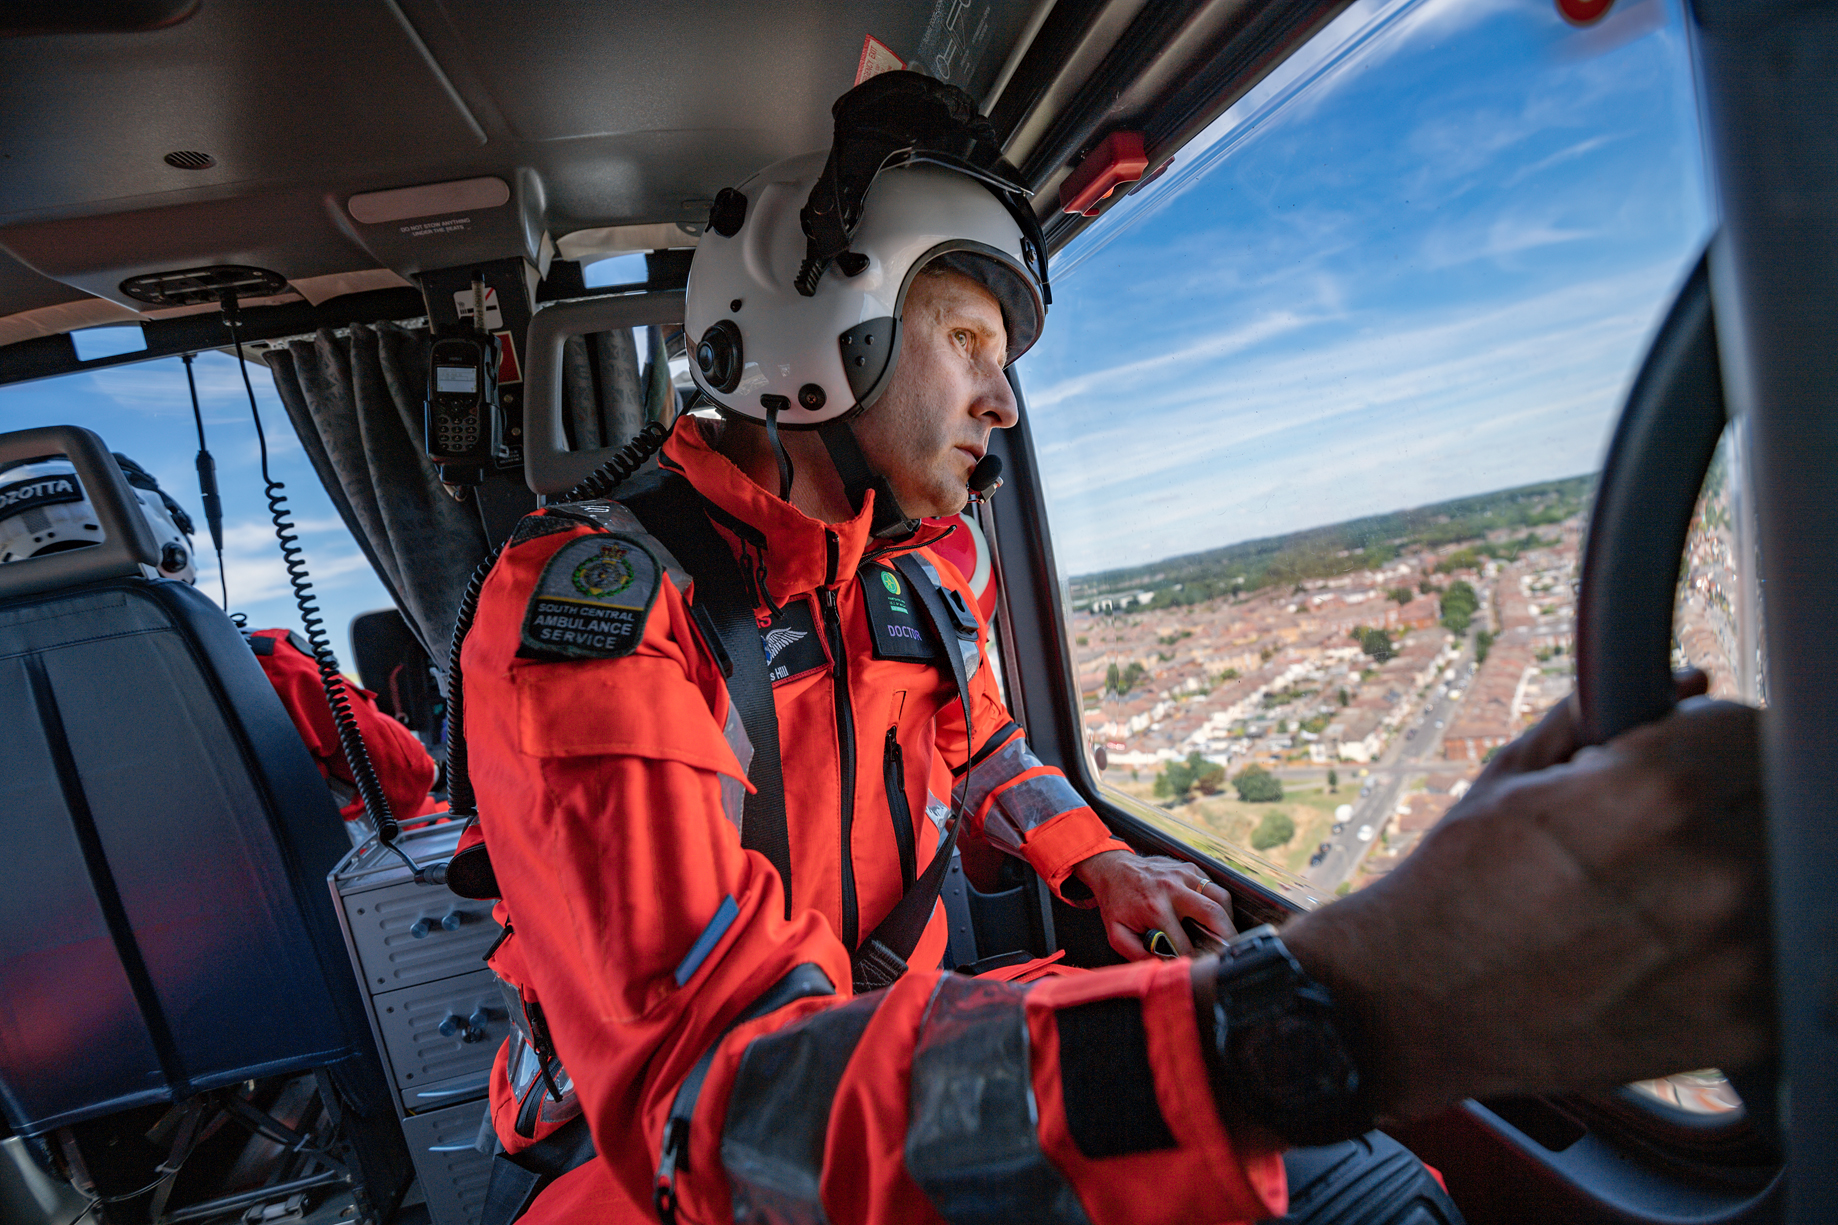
[426,274,500,484]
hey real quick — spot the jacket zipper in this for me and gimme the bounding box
[883,727,918,892]
[821,530,861,947]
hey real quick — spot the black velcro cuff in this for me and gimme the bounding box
[1055,996,1178,1159]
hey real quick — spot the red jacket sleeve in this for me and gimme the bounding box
[250,628,441,822]
[465,523,1285,1225]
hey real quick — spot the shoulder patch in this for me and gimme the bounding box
[518,532,661,661]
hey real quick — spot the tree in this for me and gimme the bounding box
[1250,808,1295,851]
[1476,629,1495,665]
[1419,578,1439,596]
[1337,687,1350,707]
[1155,752,1223,801]
[1388,586,1414,605]
[1106,660,1148,696]
[1353,626,1395,663]
[1327,767,1339,792]
[1233,764,1284,803]
[1440,580,1479,635]
[1436,547,1484,574]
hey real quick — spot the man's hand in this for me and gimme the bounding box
[1075,850,1237,961]
[1278,673,1772,1120]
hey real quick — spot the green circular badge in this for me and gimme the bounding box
[573,544,635,598]
[881,570,901,595]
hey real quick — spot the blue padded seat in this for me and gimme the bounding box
[0,426,374,1138]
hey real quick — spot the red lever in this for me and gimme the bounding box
[1059,131,1150,216]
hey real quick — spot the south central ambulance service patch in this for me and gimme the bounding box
[519,532,661,661]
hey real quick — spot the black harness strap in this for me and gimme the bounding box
[477,1113,596,1225]
[624,472,795,918]
[850,551,978,992]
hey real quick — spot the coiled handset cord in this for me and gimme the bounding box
[222,297,419,881]
[441,421,672,825]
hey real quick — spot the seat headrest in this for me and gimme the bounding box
[0,425,163,601]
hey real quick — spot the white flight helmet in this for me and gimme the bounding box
[0,453,196,582]
[684,152,1046,426]
[683,72,1050,540]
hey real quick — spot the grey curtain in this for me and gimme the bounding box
[266,322,488,662]
[265,320,674,664]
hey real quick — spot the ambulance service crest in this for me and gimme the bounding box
[520,532,661,661]
[571,543,635,598]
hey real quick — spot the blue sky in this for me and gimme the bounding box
[1021,0,1712,576]
[0,0,1711,642]
[0,349,394,661]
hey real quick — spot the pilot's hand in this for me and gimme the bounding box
[1074,849,1237,961]
[1279,671,1772,1120]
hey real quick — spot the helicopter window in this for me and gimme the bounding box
[0,350,393,638]
[582,252,651,289]
[68,324,148,363]
[1015,0,1709,908]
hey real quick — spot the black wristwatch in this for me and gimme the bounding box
[1205,924,1374,1147]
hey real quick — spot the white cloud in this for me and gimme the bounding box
[197,517,374,607]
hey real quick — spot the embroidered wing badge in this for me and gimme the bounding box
[762,626,808,664]
[520,533,662,661]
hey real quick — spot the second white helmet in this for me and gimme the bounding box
[0,453,196,583]
[685,151,1046,427]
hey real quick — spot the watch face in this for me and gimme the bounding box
[1235,1012,1361,1116]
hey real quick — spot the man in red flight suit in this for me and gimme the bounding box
[460,74,1768,1225]
[245,626,444,835]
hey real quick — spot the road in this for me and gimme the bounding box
[1285,651,1476,901]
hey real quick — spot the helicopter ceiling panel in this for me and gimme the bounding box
[0,1,489,221]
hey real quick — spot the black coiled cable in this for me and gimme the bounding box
[224,302,413,877]
[442,421,673,821]
[554,421,669,504]
[442,545,501,822]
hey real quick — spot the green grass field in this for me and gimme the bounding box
[1110,774,1353,874]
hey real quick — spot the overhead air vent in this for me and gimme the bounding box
[163,150,216,170]
[119,265,291,307]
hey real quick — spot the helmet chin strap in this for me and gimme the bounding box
[817,418,921,541]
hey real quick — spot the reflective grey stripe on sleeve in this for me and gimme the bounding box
[906,976,1093,1225]
[925,793,951,835]
[721,993,882,1225]
[953,735,1088,857]
[720,699,754,833]
[952,730,1031,820]
[984,772,1088,857]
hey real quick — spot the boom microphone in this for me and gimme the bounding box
[968,453,1003,499]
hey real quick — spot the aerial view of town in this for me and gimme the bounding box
[1064,449,1747,944]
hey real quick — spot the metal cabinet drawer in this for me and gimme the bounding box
[399,1099,493,1225]
[344,877,503,994]
[373,970,512,1094]
[401,1067,493,1116]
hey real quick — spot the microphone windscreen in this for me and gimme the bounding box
[969,453,1003,494]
